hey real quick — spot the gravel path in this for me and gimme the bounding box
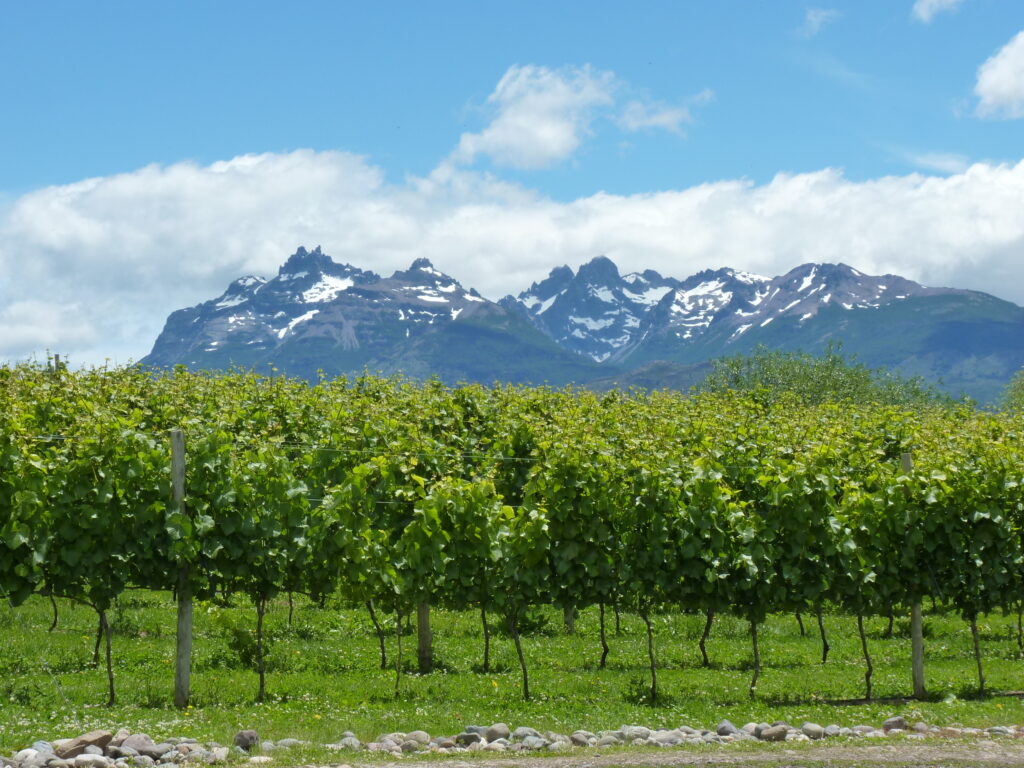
[357,740,1024,767]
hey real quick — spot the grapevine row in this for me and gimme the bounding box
[1,363,1022,705]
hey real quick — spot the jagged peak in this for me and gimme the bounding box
[409,257,435,271]
[278,245,335,277]
[577,255,620,284]
[521,264,574,300]
[389,258,460,286]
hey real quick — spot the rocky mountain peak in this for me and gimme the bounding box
[577,255,621,284]
[277,245,338,278]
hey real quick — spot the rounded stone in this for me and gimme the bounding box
[232,733,259,753]
[883,716,908,732]
[759,726,788,742]
[801,722,824,740]
[521,736,547,750]
[622,726,651,742]
[484,723,510,742]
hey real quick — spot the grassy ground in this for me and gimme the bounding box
[1,592,1023,754]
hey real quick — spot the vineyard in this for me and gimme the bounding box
[2,362,1024,719]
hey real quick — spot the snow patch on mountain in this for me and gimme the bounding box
[277,309,319,338]
[302,275,354,303]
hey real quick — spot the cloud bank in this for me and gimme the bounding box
[3,149,1024,366]
[976,30,1024,119]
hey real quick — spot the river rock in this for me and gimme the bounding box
[716,720,738,736]
[595,735,620,747]
[232,733,258,753]
[483,742,506,752]
[521,736,547,750]
[405,731,430,745]
[464,725,489,736]
[512,727,540,741]
[57,733,114,761]
[485,723,510,742]
[801,722,824,740]
[824,725,841,737]
[622,725,651,742]
[108,732,130,751]
[883,716,908,732]
[247,758,271,765]
[570,731,595,746]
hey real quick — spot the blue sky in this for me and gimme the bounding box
[2,0,1024,363]
[3,0,1021,194]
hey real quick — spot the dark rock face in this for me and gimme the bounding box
[142,247,1024,402]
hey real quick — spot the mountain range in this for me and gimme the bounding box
[141,246,1024,402]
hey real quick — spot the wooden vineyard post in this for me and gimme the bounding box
[171,429,192,708]
[901,451,926,699]
[417,601,432,673]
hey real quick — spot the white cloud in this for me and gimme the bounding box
[449,65,616,170]
[798,8,840,38]
[446,64,705,171]
[912,0,965,23]
[975,30,1024,119]
[903,150,971,174]
[4,150,1024,366]
[617,100,691,134]
[0,301,98,357]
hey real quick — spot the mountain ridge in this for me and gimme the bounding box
[141,247,1024,402]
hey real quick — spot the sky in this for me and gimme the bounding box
[2,0,1024,365]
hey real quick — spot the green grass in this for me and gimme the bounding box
[1,593,1023,753]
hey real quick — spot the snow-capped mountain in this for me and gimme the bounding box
[500,256,678,362]
[143,247,1024,402]
[505,258,971,362]
[143,246,560,380]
